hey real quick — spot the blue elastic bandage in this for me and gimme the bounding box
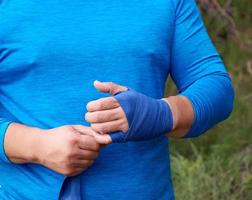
[110,89,173,143]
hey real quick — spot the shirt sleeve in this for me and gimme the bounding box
[0,118,12,163]
[170,0,234,137]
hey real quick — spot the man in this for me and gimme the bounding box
[0,0,234,199]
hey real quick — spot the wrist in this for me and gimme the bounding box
[162,95,194,138]
[4,123,46,164]
[162,97,178,130]
[27,127,46,164]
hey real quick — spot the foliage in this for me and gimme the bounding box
[169,1,252,199]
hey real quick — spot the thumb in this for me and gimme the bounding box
[93,80,127,95]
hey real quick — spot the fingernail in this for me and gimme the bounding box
[94,80,102,84]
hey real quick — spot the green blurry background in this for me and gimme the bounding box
[167,1,252,199]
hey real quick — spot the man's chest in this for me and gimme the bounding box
[0,0,174,81]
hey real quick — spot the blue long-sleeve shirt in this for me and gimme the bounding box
[0,0,234,199]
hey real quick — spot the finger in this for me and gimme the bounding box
[91,132,112,145]
[73,125,112,144]
[73,125,99,138]
[85,107,124,123]
[86,97,120,112]
[66,167,87,177]
[70,160,94,168]
[93,80,128,95]
[72,125,94,135]
[72,128,101,151]
[78,134,100,151]
[91,119,128,134]
[75,149,99,160]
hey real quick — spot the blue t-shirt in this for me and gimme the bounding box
[0,0,234,199]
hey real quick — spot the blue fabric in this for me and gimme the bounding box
[59,176,81,200]
[181,73,234,138]
[0,119,12,163]
[111,88,173,142]
[0,0,233,199]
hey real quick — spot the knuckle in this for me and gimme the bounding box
[96,101,102,110]
[110,88,117,94]
[109,83,116,93]
[63,126,74,133]
[99,112,110,122]
[100,102,107,110]
[68,135,78,146]
[99,125,107,133]
[95,113,102,122]
[91,124,99,132]
[92,124,106,133]
[105,114,111,122]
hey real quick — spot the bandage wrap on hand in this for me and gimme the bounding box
[110,89,173,143]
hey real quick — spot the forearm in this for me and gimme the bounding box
[4,123,43,164]
[164,95,194,138]
[4,123,102,176]
[165,73,234,138]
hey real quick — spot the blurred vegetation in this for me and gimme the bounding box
[168,0,252,199]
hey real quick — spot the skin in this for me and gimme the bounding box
[3,80,194,176]
[5,123,102,176]
[85,80,194,143]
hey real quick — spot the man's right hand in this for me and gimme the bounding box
[4,123,104,177]
[39,125,103,176]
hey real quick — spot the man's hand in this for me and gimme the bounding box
[85,81,129,135]
[38,125,103,176]
[85,80,174,143]
[4,124,105,176]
